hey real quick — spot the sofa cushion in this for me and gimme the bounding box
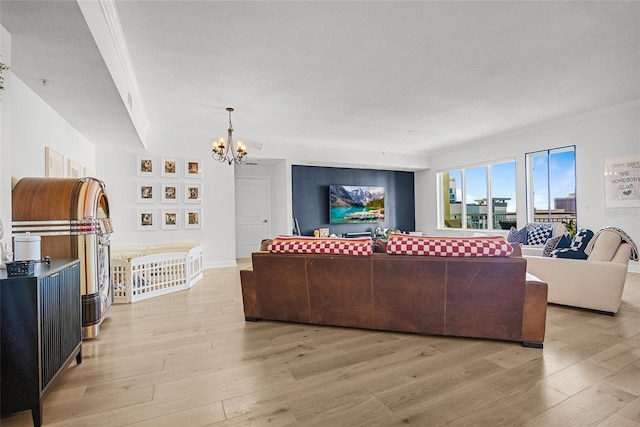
[507,226,527,244]
[386,234,513,257]
[268,235,374,256]
[551,222,569,238]
[526,223,552,246]
[587,230,622,261]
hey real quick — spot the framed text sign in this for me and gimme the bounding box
[604,154,640,207]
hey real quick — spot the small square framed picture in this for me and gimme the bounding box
[185,208,202,229]
[184,183,202,203]
[137,182,156,203]
[161,156,179,178]
[184,157,202,179]
[137,209,156,231]
[162,183,179,203]
[137,155,155,177]
[161,209,179,230]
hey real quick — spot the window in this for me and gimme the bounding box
[439,160,517,230]
[526,146,576,226]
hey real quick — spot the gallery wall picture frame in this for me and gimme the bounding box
[162,183,179,203]
[161,209,180,230]
[184,157,202,179]
[45,146,65,178]
[82,166,95,178]
[137,155,156,177]
[185,208,203,229]
[68,159,82,178]
[137,209,157,231]
[161,156,179,178]
[137,182,156,203]
[184,183,202,203]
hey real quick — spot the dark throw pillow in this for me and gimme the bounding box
[556,235,572,250]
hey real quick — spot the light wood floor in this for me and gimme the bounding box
[3,260,640,426]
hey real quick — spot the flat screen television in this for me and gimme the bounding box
[329,185,385,224]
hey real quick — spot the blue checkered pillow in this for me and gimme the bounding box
[551,229,594,259]
[507,226,527,244]
[569,229,594,250]
[526,223,552,246]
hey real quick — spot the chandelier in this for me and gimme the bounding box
[211,107,248,165]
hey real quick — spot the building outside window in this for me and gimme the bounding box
[439,160,517,230]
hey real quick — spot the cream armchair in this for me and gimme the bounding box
[523,229,633,315]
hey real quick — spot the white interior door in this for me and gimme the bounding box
[235,176,271,259]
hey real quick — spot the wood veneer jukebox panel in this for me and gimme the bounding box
[12,177,114,339]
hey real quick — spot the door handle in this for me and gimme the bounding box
[263,219,268,223]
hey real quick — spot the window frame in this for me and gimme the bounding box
[525,145,577,226]
[437,158,517,231]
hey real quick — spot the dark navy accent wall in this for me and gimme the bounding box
[292,165,415,236]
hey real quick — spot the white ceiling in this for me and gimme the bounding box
[2,1,639,159]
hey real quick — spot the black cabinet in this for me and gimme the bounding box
[1,259,82,427]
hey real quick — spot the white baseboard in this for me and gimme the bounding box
[204,260,237,269]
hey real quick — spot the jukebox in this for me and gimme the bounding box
[12,177,114,339]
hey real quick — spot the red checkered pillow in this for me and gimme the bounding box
[268,235,374,256]
[386,234,513,257]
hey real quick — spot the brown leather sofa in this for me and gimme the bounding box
[240,250,548,348]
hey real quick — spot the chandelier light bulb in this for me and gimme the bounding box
[236,139,247,155]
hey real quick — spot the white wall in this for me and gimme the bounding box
[95,138,238,268]
[255,140,430,172]
[10,76,95,179]
[0,55,236,269]
[416,102,640,272]
[1,25,96,248]
[0,26,10,246]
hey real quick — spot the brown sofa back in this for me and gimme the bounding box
[241,251,547,347]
